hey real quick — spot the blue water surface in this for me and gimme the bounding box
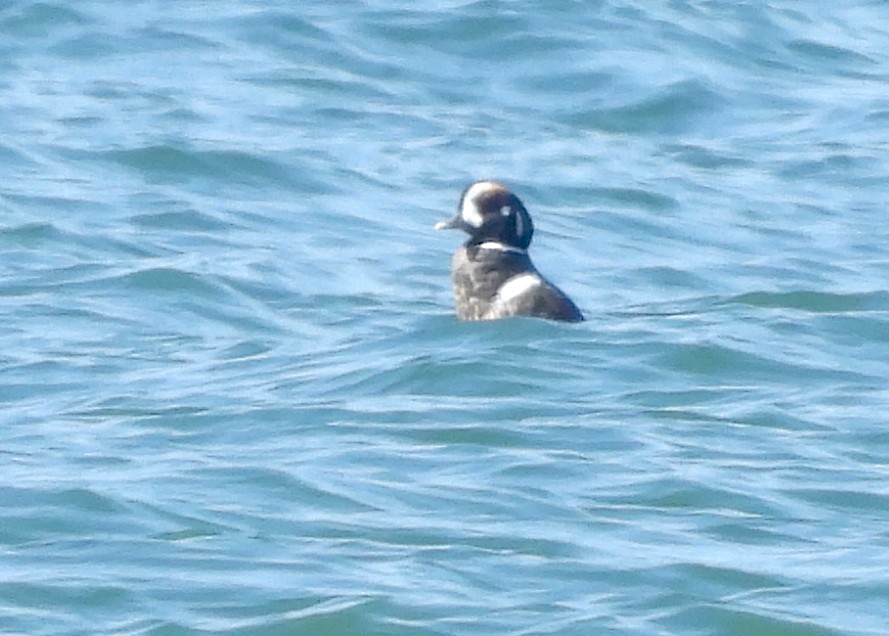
[2,1,889,635]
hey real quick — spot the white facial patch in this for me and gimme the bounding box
[497,273,540,303]
[460,181,503,229]
[460,198,484,228]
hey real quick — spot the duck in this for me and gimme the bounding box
[435,180,583,322]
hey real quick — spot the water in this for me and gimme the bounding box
[2,1,889,634]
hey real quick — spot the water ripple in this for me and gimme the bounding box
[3,1,889,635]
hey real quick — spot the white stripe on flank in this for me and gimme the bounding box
[497,274,540,303]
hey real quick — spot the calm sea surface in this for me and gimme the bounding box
[2,2,889,635]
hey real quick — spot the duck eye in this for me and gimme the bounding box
[500,205,511,216]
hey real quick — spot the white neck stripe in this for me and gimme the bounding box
[478,241,526,255]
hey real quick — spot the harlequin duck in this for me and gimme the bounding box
[435,180,584,322]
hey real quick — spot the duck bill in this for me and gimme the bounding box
[434,213,465,231]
